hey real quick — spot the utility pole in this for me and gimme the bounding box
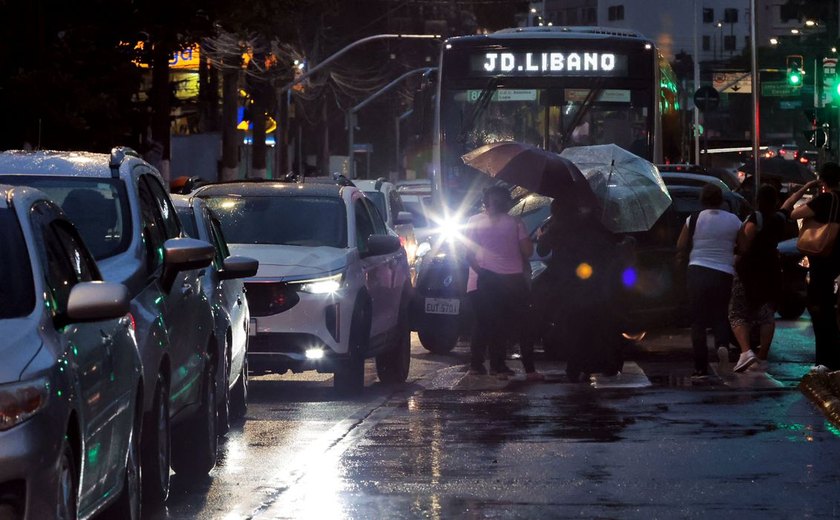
[750,0,760,201]
[347,67,436,178]
[693,0,701,163]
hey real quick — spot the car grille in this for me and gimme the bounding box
[245,282,300,317]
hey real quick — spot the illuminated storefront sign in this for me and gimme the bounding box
[470,51,627,76]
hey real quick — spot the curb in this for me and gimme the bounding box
[799,371,840,426]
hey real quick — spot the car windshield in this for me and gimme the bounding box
[364,191,387,221]
[0,176,132,260]
[175,206,199,239]
[0,207,35,318]
[204,195,347,248]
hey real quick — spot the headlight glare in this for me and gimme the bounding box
[297,273,343,294]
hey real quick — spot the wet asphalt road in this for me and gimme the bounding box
[148,317,840,519]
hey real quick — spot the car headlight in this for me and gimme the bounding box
[295,273,343,294]
[0,377,50,431]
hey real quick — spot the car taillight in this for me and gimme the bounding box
[126,312,136,332]
[399,236,407,248]
[799,156,808,164]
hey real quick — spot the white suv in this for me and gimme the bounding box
[194,180,412,395]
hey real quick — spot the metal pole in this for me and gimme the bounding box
[751,0,760,202]
[346,67,435,178]
[347,112,355,178]
[693,0,701,163]
[277,34,440,96]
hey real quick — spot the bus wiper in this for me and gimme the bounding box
[555,85,602,152]
[458,76,499,144]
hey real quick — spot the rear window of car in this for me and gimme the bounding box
[175,206,199,239]
[204,195,347,248]
[401,200,428,228]
[0,208,35,318]
[0,176,132,260]
[364,191,388,221]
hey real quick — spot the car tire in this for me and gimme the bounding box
[141,374,170,507]
[56,437,78,520]
[376,304,411,384]
[103,399,142,520]
[230,354,248,421]
[172,354,218,476]
[334,299,369,396]
[217,336,231,435]
[418,325,458,354]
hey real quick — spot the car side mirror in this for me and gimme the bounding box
[65,281,130,322]
[161,237,215,291]
[366,234,401,257]
[219,256,259,280]
[396,211,414,225]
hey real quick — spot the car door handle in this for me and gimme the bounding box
[181,282,194,296]
[101,332,113,345]
[236,296,243,306]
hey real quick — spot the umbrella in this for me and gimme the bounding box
[461,141,596,205]
[738,157,815,184]
[560,144,671,233]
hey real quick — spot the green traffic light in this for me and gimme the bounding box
[788,71,802,86]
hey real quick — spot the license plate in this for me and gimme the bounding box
[425,298,460,315]
[249,318,257,336]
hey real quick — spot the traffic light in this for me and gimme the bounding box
[787,67,803,86]
[786,54,804,87]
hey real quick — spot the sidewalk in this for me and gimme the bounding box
[800,370,840,427]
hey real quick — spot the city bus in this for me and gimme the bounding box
[430,26,681,213]
[409,26,683,354]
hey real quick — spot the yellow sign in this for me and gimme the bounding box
[132,42,200,70]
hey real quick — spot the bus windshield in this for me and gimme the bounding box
[444,87,652,158]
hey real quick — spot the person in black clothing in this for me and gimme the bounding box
[728,185,787,372]
[784,162,840,371]
[533,197,627,382]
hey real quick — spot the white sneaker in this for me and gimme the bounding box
[734,351,758,373]
[748,360,768,372]
[810,365,830,374]
[717,346,730,368]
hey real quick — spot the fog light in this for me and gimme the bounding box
[305,348,325,360]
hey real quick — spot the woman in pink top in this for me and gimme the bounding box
[465,186,535,378]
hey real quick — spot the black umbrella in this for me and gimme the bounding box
[461,141,596,205]
[738,157,815,184]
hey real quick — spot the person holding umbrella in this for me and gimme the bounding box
[464,185,536,379]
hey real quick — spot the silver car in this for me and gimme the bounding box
[0,149,217,506]
[0,185,142,519]
[171,194,258,430]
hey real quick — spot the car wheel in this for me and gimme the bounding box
[103,400,142,520]
[141,374,170,506]
[418,324,458,354]
[334,300,369,396]
[230,354,248,421]
[217,337,231,435]
[376,305,411,384]
[56,437,78,520]
[172,354,218,476]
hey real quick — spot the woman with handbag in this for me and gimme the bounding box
[783,163,840,372]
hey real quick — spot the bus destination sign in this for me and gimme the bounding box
[471,51,627,76]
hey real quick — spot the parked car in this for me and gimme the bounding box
[171,195,258,432]
[779,143,800,161]
[0,148,218,505]
[0,185,142,519]
[354,178,418,267]
[194,180,412,395]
